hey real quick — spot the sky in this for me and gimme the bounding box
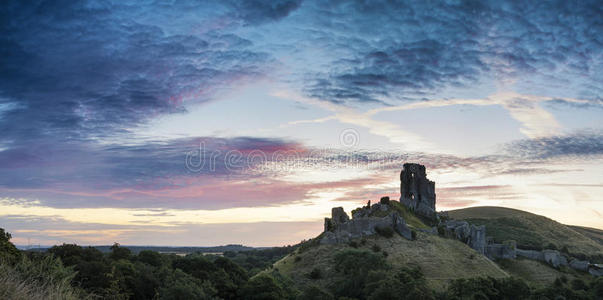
[1,0,602,247]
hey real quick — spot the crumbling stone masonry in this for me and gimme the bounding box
[321,204,413,244]
[400,163,437,220]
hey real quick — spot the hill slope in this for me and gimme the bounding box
[569,225,603,247]
[272,232,508,291]
[447,206,603,261]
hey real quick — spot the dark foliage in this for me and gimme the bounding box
[375,226,394,238]
[308,268,322,279]
[2,227,603,300]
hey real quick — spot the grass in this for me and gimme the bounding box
[569,225,603,246]
[447,206,603,262]
[496,258,593,288]
[0,256,89,300]
[271,232,508,292]
[388,200,430,229]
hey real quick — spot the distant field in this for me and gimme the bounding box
[447,206,603,262]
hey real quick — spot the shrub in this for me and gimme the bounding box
[371,245,381,252]
[0,228,21,262]
[0,255,87,300]
[447,276,530,299]
[334,249,387,276]
[348,241,359,248]
[375,226,394,238]
[294,256,302,262]
[411,230,417,240]
[382,251,388,257]
[437,225,446,236]
[308,268,322,279]
[239,274,288,300]
[545,243,558,250]
[297,285,333,300]
[571,278,587,290]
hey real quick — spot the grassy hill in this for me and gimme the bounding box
[271,232,508,292]
[496,258,593,288]
[447,206,603,262]
[569,225,603,247]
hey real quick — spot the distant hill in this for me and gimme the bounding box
[447,206,603,262]
[25,244,260,254]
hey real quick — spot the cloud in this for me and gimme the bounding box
[0,1,279,145]
[0,136,303,189]
[293,0,602,104]
[224,0,303,25]
[507,130,603,159]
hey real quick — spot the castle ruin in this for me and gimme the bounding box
[318,163,602,277]
[399,163,437,220]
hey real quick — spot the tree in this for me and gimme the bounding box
[159,269,216,300]
[138,250,164,267]
[332,249,389,298]
[297,285,334,300]
[0,228,20,261]
[110,243,131,260]
[239,274,289,300]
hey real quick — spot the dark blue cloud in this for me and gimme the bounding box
[0,0,287,144]
[298,0,602,104]
[0,136,300,190]
[507,130,603,159]
[224,0,303,25]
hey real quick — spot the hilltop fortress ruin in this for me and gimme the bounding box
[320,163,602,277]
[400,163,437,220]
[321,163,437,244]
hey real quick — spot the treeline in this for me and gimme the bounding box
[0,228,295,299]
[2,228,603,299]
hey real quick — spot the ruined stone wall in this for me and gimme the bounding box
[321,205,413,244]
[400,163,437,220]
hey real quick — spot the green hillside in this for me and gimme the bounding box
[271,232,508,292]
[447,206,603,262]
[496,258,593,288]
[569,225,603,247]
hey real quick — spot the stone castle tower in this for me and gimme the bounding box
[399,163,437,220]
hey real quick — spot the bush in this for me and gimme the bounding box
[334,249,387,276]
[371,245,381,252]
[0,255,87,300]
[294,256,302,262]
[411,230,417,240]
[0,228,21,262]
[545,243,558,250]
[437,225,446,236]
[239,274,288,300]
[363,267,434,300]
[571,278,587,290]
[375,226,394,238]
[348,241,359,248]
[297,285,333,300]
[447,276,531,299]
[308,268,322,279]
